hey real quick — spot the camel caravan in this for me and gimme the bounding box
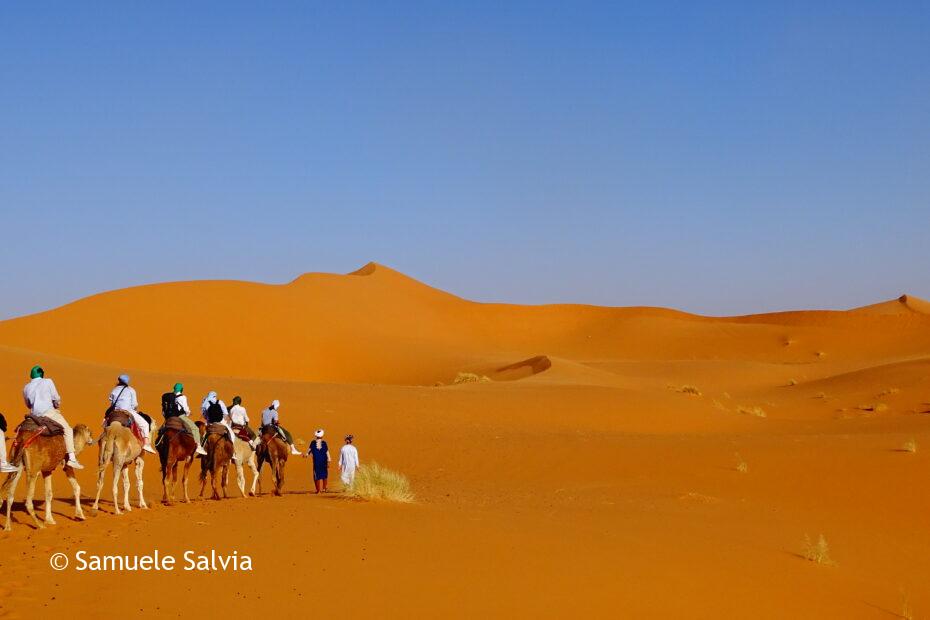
[0,367,333,531]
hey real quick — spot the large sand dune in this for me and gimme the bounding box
[0,264,928,618]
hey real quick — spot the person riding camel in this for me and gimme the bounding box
[107,374,156,454]
[200,391,238,463]
[161,383,207,456]
[260,400,300,456]
[0,412,18,473]
[22,365,84,469]
[228,396,258,448]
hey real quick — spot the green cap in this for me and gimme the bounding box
[29,365,44,379]
[173,382,184,393]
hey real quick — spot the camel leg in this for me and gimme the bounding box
[92,463,107,511]
[182,459,192,502]
[136,458,147,509]
[210,467,218,500]
[235,460,245,497]
[67,472,84,520]
[43,473,56,525]
[111,460,122,515]
[168,461,178,504]
[249,457,259,496]
[270,458,279,496]
[25,471,42,529]
[222,464,229,499]
[4,469,23,531]
[199,463,208,499]
[121,466,132,512]
[161,459,170,505]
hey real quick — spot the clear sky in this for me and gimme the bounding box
[1,2,927,319]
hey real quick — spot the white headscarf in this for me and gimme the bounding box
[314,429,324,438]
[271,399,280,410]
[201,391,218,412]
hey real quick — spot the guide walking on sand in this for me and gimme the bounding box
[307,429,331,493]
[23,365,84,469]
[339,434,359,487]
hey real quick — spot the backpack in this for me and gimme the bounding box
[161,392,180,419]
[206,401,225,424]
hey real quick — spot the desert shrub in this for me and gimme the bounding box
[903,438,918,453]
[737,405,767,418]
[344,462,413,503]
[678,385,702,396]
[453,372,491,385]
[803,534,835,566]
[735,453,748,473]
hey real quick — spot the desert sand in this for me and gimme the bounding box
[0,263,928,618]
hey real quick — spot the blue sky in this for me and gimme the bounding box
[1,2,927,318]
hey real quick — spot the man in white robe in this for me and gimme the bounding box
[339,434,360,487]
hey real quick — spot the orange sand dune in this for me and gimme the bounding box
[1,265,929,618]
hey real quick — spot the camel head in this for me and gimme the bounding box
[72,424,94,454]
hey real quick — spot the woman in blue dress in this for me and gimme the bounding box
[307,429,331,493]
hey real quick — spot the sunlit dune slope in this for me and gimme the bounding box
[0,263,928,388]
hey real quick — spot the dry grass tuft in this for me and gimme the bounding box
[453,372,491,385]
[878,387,901,397]
[786,378,798,386]
[803,534,835,566]
[783,337,796,347]
[735,453,748,473]
[901,587,913,620]
[737,405,767,418]
[813,392,827,399]
[815,350,826,359]
[344,462,414,502]
[858,402,889,413]
[903,438,918,453]
[677,385,702,396]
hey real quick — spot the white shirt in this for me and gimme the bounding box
[109,385,138,413]
[175,393,191,415]
[339,444,359,471]
[229,404,249,426]
[23,377,61,415]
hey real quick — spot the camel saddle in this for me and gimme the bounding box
[162,417,190,434]
[232,423,253,441]
[206,423,230,437]
[18,414,65,437]
[105,409,134,429]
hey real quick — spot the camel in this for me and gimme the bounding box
[255,425,288,496]
[198,424,234,500]
[157,418,198,505]
[92,415,157,515]
[1,422,94,531]
[232,434,258,497]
